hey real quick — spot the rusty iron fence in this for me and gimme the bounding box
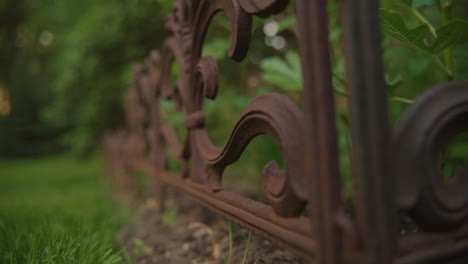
[105,0,468,263]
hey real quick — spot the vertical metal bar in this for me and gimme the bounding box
[342,0,396,262]
[296,1,342,263]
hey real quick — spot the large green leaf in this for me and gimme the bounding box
[380,9,468,54]
[380,9,430,53]
[430,20,468,53]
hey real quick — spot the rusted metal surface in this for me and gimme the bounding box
[342,1,396,263]
[105,0,468,263]
[296,1,341,263]
[393,81,468,264]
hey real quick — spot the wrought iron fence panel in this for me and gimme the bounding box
[105,0,468,263]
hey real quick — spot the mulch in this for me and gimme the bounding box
[119,188,304,264]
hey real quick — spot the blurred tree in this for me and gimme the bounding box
[0,0,25,84]
[0,0,172,156]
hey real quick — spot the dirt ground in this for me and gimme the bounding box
[119,188,304,264]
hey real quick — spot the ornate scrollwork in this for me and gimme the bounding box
[151,0,308,217]
[109,0,317,259]
[189,0,290,63]
[189,92,307,217]
[106,0,468,261]
[394,81,468,231]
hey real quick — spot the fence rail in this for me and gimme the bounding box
[105,0,468,263]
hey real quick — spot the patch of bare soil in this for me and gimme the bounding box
[120,189,303,264]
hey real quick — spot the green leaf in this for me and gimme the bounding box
[277,16,296,34]
[202,37,230,59]
[260,51,302,91]
[380,9,468,54]
[380,9,431,54]
[285,50,301,74]
[430,20,468,53]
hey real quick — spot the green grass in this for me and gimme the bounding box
[0,155,128,264]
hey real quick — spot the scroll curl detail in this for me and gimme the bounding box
[239,0,289,17]
[192,93,307,217]
[394,81,468,231]
[191,0,290,62]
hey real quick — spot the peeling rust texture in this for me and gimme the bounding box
[104,0,468,263]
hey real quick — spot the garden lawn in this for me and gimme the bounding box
[0,155,128,264]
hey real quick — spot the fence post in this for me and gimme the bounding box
[342,0,397,262]
[297,1,342,263]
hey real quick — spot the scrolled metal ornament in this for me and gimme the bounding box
[105,0,468,262]
[186,49,307,217]
[238,0,289,17]
[190,0,291,63]
[394,81,468,231]
[191,93,307,217]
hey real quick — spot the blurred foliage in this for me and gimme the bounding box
[1,0,467,199]
[260,51,302,91]
[257,0,468,197]
[132,238,152,260]
[160,206,178,228]
[0,0,172,156]
[380,9,468,55]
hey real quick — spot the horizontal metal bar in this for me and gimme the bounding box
[136,162,316,262]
